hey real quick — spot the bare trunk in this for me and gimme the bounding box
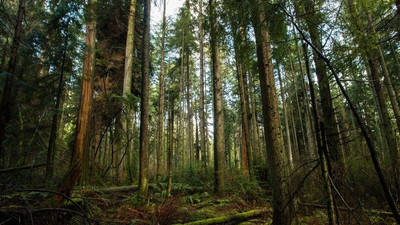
[209,0,225,195]
[186,53,193,168]
[250,0,293,223]
[0,0,25,167]
[198,0,207,177]
[231,21,253,179]
[303,44,337,225]
[248,71,261,161]
[138,0,151,202]
[302,0,345,170]
[122,0,137,184]
[46,20,70,181]
[167,101,174,197]
[55,0,96,202]
[156,0,166,183]
[277,66,294,168]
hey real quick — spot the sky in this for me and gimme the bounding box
[151,0,184,26]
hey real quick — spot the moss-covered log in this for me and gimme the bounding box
[174,209,270,225]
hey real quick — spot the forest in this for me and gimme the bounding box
[0,0,400,224]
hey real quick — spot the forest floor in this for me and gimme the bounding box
[0,183,395,224]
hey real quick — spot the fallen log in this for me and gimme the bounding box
[174,209,270,225]
[74,183,160,194]
[0,163,45,174]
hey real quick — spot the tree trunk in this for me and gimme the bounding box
[55,0,96,202]
[156,0,166,184]
[178,25,186,175]
[138,0,151,202]
[249,0,293,223]
[122,0,137,183]
[347,0,399,190]
[232,21,253,179]
[46,20,70,182]
[248,71,261,161]
[0,0,25,167]
[293,29,316,158]
[198,0,207,178]
[167,101,174,197]
[303,44,337,225]
[301,0,345,170]
[209,0,225,196]
[366,12,400,136]
[186,52,193,168]
[277,66,294,168]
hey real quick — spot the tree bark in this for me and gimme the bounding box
[138,0,151,202]
[303,43,337,225]
[300,0,345,170]
[249,0,293,223]
[122,0,137,183]
[231,20,253,179]
[55,0,96,202]
[167,101,174,197]
[209,0,225,196]
[46,19,70,182]
[156,0,166,183]
[198,0,207,178]
[277,66,294,168]
[0,0,25,167]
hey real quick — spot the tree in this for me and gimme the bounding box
[209,0,225,195]
[156,0,167,184]
[55,0,96,201]
[198,0,207,177]
[122,0,137,183]
[295,0,346,172]
[0,0,26,167]
[138,0,151,202]
[249,0,293,223]
[46,18,70,181]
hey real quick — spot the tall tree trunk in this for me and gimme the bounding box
[347,0,399,191]
[232,21,253,179]
[195,112,200,161]
[249,0,293,223]
[209,0,225,195]
[122,0,137,183]
[0,0,25,167]
[178,28,185,175]
[46,20,70,181]
[303,44,337,225]
[186,53,193,168]
[289,56,307,160]
[366,12,400,135]
[248,71,261,160]
[55,0,96,201]
[300,0,345,170]
[198,0,207,177]
[167,101,174,197]
[293,29,316,158]
[156,0,166,183]
[138,0,151,202]
[277,66,294,168]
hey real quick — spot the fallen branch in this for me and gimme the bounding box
[301,203,400,218]
[0,163,45,174]
[173,209,270,225]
